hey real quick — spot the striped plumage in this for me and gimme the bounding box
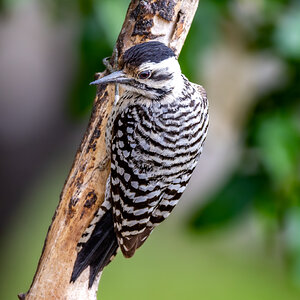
[71,42,209,287]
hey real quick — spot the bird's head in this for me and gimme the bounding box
[90,41,183,100]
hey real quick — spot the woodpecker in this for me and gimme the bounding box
[71,41,209,287]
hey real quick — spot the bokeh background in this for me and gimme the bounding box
[1,0,300,299]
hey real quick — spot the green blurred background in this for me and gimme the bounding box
[0,0,300,299]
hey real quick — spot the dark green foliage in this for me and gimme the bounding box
[179,1,224,79]
[68,18,112,118]
[190,174,264,231]
[188,0,300,284]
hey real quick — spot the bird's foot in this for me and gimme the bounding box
[99,154,110,171]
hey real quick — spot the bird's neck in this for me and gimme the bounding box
[121,73,185,104]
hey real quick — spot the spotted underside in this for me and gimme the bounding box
[109,75,209,257]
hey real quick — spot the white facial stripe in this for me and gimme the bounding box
[138,57,179,72]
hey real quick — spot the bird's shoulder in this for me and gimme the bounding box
[192,83,207,102]
[181,75,207,104]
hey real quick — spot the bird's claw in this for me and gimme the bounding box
[103,57,114,73]
[99,155,110,171]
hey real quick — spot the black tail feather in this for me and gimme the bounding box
[70,210,118,287]
[89,238,118,287]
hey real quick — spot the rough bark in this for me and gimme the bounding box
[20,0,199,299]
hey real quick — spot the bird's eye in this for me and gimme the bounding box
[138,70,151,80]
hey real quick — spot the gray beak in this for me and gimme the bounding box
[90,70,129,85]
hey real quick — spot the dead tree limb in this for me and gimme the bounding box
[20,0,199,299]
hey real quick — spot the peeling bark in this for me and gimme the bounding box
[20,1,199,299]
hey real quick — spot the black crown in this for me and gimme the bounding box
[123,41,175,67]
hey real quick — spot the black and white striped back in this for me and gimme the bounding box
[108,75,209,257]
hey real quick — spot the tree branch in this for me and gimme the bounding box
[20,0,199,299]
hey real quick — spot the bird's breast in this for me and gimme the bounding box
[113,92,208,178]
